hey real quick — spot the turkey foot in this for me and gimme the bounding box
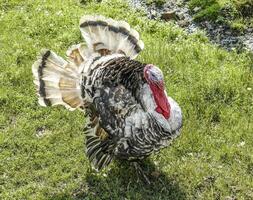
[133,161,151,185]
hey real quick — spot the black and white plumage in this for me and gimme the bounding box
[32,15,182,172]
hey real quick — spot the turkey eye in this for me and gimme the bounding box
[151,74,157,80]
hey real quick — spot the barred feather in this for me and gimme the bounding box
[32,50,84,110]
[84,109,114,170]
[79,15,144,59]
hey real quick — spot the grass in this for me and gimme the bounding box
[188,0,253,31]
[0,0,253,199]
[146,0,166,7]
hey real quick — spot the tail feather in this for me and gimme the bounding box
[66,43,91,67]
[32,50,84,110]
[79,15,144,59]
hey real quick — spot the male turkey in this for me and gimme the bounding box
[32,15,182,183]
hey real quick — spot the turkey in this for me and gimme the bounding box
[32,15,182,183]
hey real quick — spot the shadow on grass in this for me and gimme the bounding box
[72,159,186,200]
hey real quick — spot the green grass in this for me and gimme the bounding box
[1,0,253,199]
[188,0,253,31]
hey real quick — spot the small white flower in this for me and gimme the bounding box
[56,11,63,16]
[247,87,252,91]
[238,141,245,147]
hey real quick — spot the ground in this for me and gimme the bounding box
[188,0,253,31]
[0,0,253,199]
[147,0,253,31]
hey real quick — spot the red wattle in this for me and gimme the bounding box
[149,84,170,119]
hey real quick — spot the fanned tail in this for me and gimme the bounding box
[32,50,84,110]
[79,15,144,59]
